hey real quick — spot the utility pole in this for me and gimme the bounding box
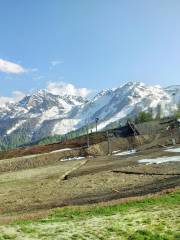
[106,130,112,155]
[86,125,89,148]
[85,118,90,148]
[95,118,99,133]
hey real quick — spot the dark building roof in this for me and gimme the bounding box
[111,121,140,137]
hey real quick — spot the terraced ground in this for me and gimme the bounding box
[0,144,179,218]
[0,142,179,239]
[0,190,179,240]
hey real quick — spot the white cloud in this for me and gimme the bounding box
[47,81,92,97]
[0,91,25,106]
[12,91,26,100]
[0,59,26,74]
[0,96,14,106]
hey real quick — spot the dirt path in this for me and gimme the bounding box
[112,169,180,176]
[63,176,180,206]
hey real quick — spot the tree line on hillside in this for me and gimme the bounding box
[135,104,180,123]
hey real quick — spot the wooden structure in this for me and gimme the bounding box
[111,121,140,138]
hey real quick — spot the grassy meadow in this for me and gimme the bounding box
[0,190,179,240]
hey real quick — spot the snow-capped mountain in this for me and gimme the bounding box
[0,82,179,148]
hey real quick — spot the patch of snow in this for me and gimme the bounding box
[138,156,180,165]
[52,118,80,135]
[50,148,72,153]
[38,106,60,123]
[60,156,85,161]
[58,98,73,110]
[164,147,180,153]
[6,120,26,135]
[113,150,136,156]
[34,106,62,131]
[112,150,122,154]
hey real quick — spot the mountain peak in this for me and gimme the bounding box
[121,81,145,89]
[0,81,179,149]
[34,89,50,96]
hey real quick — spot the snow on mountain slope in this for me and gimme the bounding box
[165,85,180,105]
[6,120,26,135]
[73,82,174,131]
[52,118,81,135]
[0,81,179,146]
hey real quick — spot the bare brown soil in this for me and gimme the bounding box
[0,131,180,224]
[0,143,179,221]
[0,132,107,160]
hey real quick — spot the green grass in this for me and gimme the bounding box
[48,190,180,221]
[127,229,179,240]
[0,191,179,240]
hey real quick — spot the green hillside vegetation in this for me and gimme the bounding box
[0,131,30,151]
[175,104,180,118]
[134,111,153,124]
[37,125,89,145]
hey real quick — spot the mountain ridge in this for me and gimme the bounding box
[0,81,179,149]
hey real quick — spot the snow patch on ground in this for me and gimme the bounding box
[113,150,136,156]
[60,156,85,161]
[112,150,122,154]
[50,148,72,153]
[138,156,180,165]
[164,147,180,153]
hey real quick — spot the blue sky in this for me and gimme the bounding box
[0,0,180,102]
